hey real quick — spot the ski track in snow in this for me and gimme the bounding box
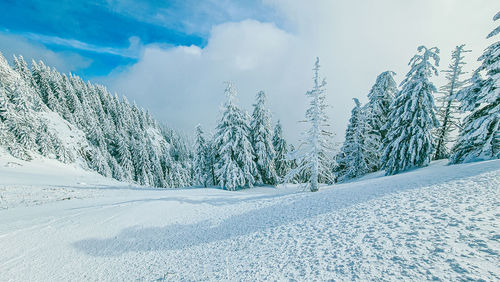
[0,160,499,280]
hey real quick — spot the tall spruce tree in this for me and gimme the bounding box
[250,90,278,185]
[363,71,397,171]
[336,98,369,182]
[213,83,258,190]
[285,57,334,191]
[381,46,440,175]
[450,12,500,163]
[433,44,471,160]
[272,120,289,181]
[194,124,212,187]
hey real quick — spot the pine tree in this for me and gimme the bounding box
[0,52,38,160]
[1,52,196,188]
[250,90,278,185]
[363,71,397,171]
[381,46,440,175]
[433,44,471,160]
[272,120,289,181]
[194,124,212,187]
[285,57,334,191]
[450,12,500,163]
[336,98,370,182]
[213,82,258,190]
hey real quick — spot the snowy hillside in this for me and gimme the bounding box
[0,149,131,209]
[1,159,498,280]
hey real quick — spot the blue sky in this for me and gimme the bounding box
[0,0,281,77]
[1,0,498,142]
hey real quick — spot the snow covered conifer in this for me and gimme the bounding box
[433,45,471,160]
[450,12,500,163]
[193,124,212,187]
[250,90,278,185]
[363,71,397,171]
[213,82,258,190]
[336,98,370,182]
[284,57,334,191]
[381,46,440,175]
[272,120,289,181]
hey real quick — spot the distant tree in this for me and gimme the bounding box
[433,44,471,160]
[285,57,334,191]
[213,82,258,190]
[363,71,397,171]
[336,98,370,182]
[272,120,290,181]
[381,46,440,175]
[450,12,500,163]
[250,90,278,185]
[194,124,212,187]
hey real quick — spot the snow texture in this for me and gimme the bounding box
[1,154,499,280]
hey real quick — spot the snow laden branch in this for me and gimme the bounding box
[213,82,258,190]
[450,12,500,163]
[381,46,440,175]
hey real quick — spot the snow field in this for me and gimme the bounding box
[0,159,499,280]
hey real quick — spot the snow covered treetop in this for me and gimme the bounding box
[403,46,440,85]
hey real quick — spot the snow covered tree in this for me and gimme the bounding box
[250,90,278,185]
[336,98,370,182]
[363,71,397,171]
[0,53,38,160]
[0,52,195,188]
[213,82,258,190]
[433,44,471,160]
[450,12,500,163]
[285,57,334,191]
[272,120,290,181]
[381,46,440,175]
[194,124,212,187]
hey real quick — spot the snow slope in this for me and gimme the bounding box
[0,149,130,209]
[0,159,499,280]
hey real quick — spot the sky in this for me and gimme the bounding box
[0,0,499,144]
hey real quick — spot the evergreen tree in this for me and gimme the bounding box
[363,71,397,171]
[433,44,471,160]
[272,120,290,181]
[285,57,334,191]
[381,46,440,175]
[450,12,500,163]
[1,52,195,188]
[213,83,258,190]
[336,98,370,182]
[194,124,212,187]
[250,90,278,185]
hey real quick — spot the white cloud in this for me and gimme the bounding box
[0,31,91,73]
[105,0,500,143]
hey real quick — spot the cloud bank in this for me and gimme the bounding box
[6,0,499,144]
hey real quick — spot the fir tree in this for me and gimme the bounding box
[363,71,397,171]
[336,98,370,182]
[381,46,440,175]
[433,44,471,160]
[194,124,212,187]
[250,90,278,185]
[272,120,289,181]
[285,57,334,191]
[213,83,258,190]
[450,12,500,163]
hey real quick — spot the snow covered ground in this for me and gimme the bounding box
[0,158,499,280]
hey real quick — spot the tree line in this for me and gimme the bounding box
[1,11,498,190]
[0,53,193,188]
[194,12,499,191]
